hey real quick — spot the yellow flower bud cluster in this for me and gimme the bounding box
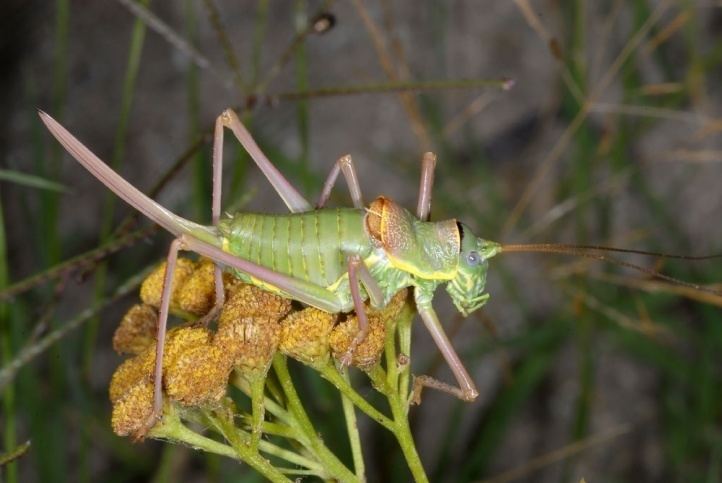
[215,283,292,376]
[329,289,408,369]
[109,257,409,437]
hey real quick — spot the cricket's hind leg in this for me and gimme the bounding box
[218,109,312,213]
[191,116,233,328]
[316,154,365,209]
[200,108,318,324]
[410,305,478,405]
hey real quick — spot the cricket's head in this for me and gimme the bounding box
[446,223,501,316]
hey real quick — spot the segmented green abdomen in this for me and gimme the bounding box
[218,208,373,287]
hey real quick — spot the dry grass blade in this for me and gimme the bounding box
[0,441,31,467]
[201,0,246,94]
[0,268,150,391]
[502,0,672,236]
[655,148,722,164]
[115,0,232,89]
[255,0,337,95]
[638,82,684,96]
[589,102,714,126]
[478,423,632,483]
[443,92,497,138]
[0,225,156,302]
[643,10,690,54]
[512,0,584,103]
[351,0,432,151]
[564,286,675,340]
[518,170,631,239]
[586,272,722,308]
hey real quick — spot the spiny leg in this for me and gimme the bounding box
[411,304,478,404]
[219,108,311,213]
[316,154,365,209]
[416,152,437,221]
[193,116,228,328]
[146,237,184,436]
[340,255,373,367]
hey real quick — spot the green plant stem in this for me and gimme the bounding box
[341,371,366,481]
[369,306,428,482]
[241,418,296,439]
[388,393,428,483]
[230,373,300,438]
[272,355,359,483]
[385,314,399,392]
[153,408,290,483]
[187,409,322,473]
[318,363,395,431]
[258,440,324,474]
[397,306,414,404]
[248,375,266,452]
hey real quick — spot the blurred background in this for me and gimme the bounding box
[2,1,722,481]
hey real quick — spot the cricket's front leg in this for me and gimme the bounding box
[338,255,378,366]
[192,115,232,329]
[416,152,437,221]
[411,300,478,404]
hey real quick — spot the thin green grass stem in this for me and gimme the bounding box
[366,306,428,482]
[0,191,17,483]
[318,363,394,431]
[340,371,366,481]
[0,267,151,392]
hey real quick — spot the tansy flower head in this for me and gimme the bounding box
[163,326,212,370]
[215,316,281,377]
[279,307,336,367]
[113,304,158,355]
[109,350,155,403]
[111,380,154,438]
[368,289,408,322]
[219,283,292,320]
[330,314,386,369]
[175,258,218,316]
[213,283,290,376]
[165,343,232,406]
[140,258,197,308]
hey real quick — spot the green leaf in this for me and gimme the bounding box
[0,169,68,193]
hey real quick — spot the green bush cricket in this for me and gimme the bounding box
[39,108,722,436]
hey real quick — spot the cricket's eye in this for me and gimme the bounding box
[465,250,481,266]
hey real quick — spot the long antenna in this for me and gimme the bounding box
[500,243,722,297]
[502,243,722,261]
